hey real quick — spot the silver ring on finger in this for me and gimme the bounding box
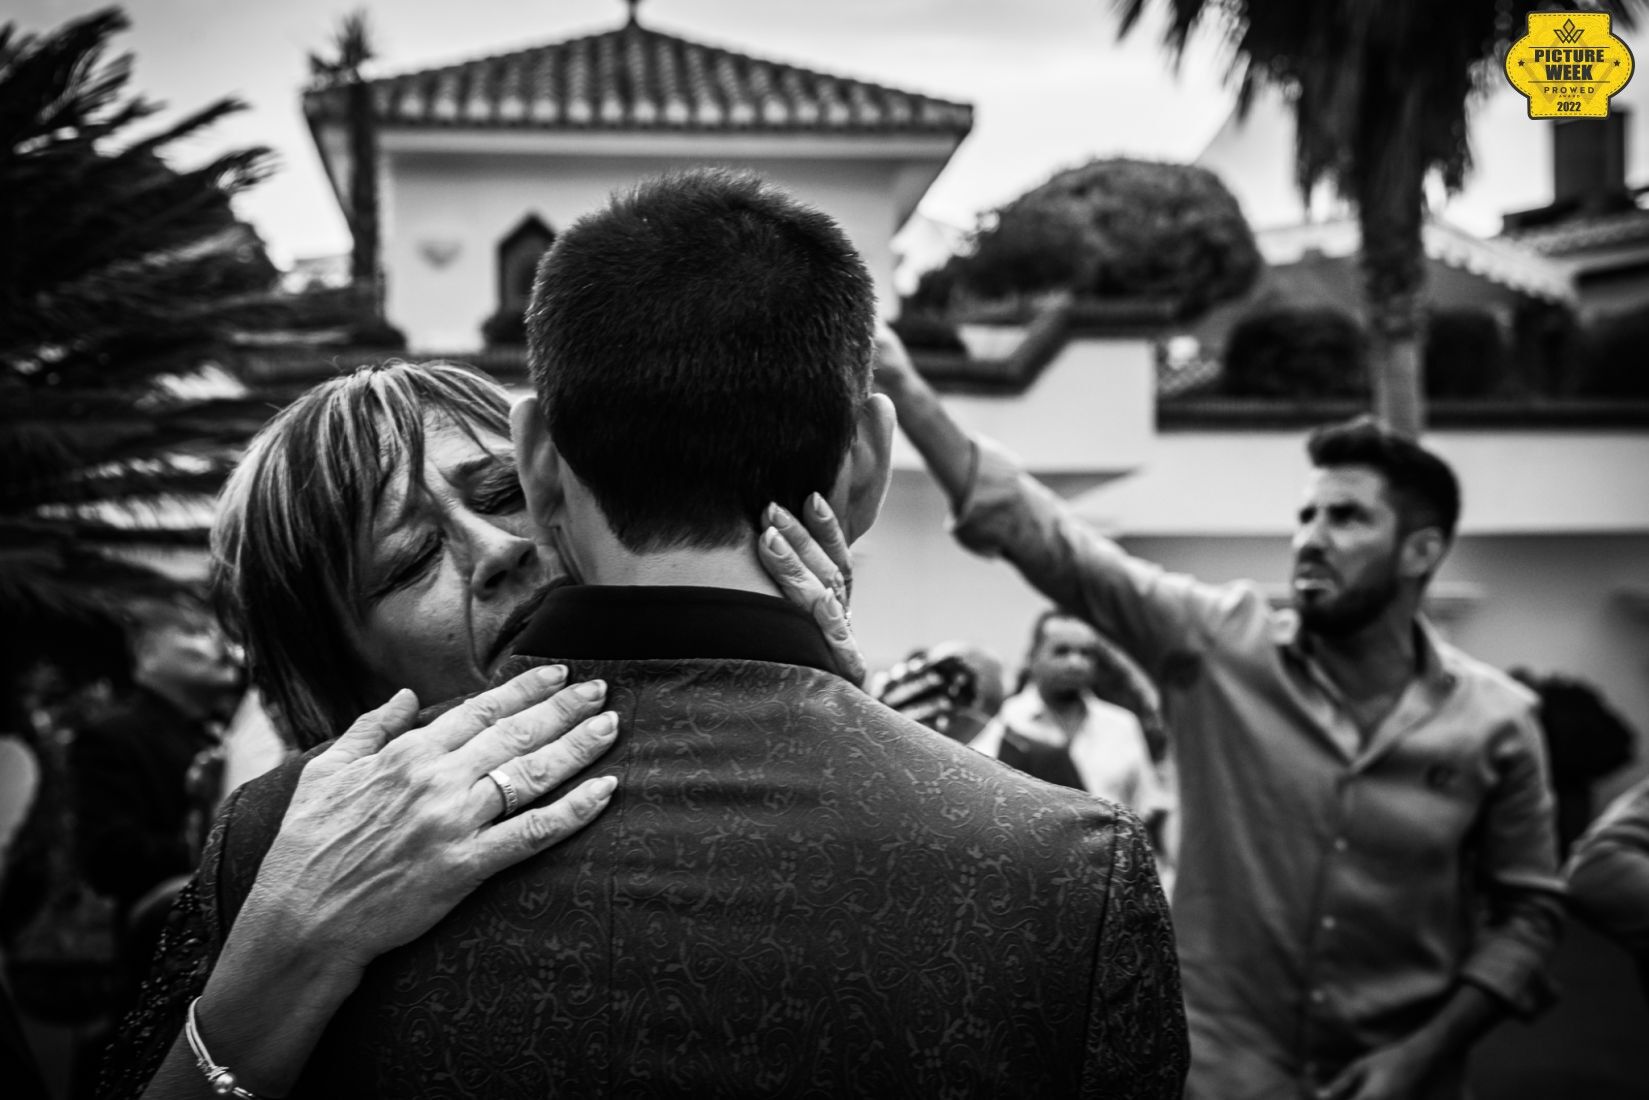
[486,768,521,818]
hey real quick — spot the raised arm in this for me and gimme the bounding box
[875,322,1246,679]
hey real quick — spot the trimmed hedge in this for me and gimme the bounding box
[1424,307,1507,399]
[1221,307,1368,398]
[890,312,967,354]
[943,158,1261,316]
[1572,307,1649,398]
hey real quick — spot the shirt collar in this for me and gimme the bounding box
[1006,684,1102,723]
[507,584,843,677]
[1276,609,1460,691]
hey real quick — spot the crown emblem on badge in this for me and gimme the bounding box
[1553,18,1585,45]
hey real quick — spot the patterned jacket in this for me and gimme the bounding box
[105,587,1186,1098]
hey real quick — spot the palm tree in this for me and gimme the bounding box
[1113,0,1639,436]
[309,10,383,319]
[0,7,283,690]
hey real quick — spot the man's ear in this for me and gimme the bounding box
[509,396,564,538]
[1399,527,1448,581]
[830,393,895,544]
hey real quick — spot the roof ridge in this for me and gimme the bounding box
[304,18,972,136]
[311,18,970,111]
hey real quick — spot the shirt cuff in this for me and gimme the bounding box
[1459,939,1559,1018]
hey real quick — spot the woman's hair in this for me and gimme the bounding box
[211,361,512,747]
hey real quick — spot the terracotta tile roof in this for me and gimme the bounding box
[1501,206,1649,256]
[1256,217,1575,303]
[303,18,972,137]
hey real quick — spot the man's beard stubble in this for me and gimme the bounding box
[1294,560,1402,639]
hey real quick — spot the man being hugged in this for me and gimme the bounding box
[203,170,1187,1098]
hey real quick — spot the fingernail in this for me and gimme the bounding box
[771,503,796,526]
[391,688,417,707]
[808,493,829,517]
[592,775,618,799]
[538,664,567,686]
[572,679,606,702]
[763,502,780,526]
[591,711,619,738]
[761,526,783,552]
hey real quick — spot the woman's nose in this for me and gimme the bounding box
[472,529,539,599]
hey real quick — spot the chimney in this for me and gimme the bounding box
[1552,111,1630,213]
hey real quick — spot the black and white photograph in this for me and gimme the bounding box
[3,1,1648,1097]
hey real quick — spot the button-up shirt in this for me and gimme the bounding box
[972,687,1169,816]
[953,441,1564,1100]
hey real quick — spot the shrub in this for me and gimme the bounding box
[890,312,967,354]
[948,159,1261,315]
[1221,307,1368,398]
[1423,308,1506,399]
[1572,307,1649,398]
[481,306,526,348]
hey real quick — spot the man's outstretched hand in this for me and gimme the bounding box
[873,319,922,397]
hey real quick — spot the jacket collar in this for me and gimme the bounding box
[506,584,843,677]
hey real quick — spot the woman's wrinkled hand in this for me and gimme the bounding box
[758,492,865,686]
[241,665,618,972]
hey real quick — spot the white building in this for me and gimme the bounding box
[303,10,972,350]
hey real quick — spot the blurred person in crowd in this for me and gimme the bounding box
[124,170,1186,1098]
[975,611,1168,808]
[0,697,40,925]
[1511,669,1636,854]
[1565,775,1649,998]
[972,611,1173,889]
[875,325,1562,1100]
[0,689,48,1100]
[104,349,866,1097]
[871,639,1006,743]
[71,601,240,909]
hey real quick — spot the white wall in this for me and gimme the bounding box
[890,337,1156,477]
[383,148,923,349]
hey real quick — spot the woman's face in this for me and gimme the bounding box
[354,416,567,706]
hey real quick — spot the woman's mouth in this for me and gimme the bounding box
[484,578,571,667]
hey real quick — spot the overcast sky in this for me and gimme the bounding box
[12,0,1637,265]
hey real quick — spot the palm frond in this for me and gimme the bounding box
[0,7,308,662]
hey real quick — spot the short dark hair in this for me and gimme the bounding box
[1306,416,1461,540]
[525,169,875,552]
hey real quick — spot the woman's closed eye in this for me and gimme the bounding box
[471,463,526,514]
[367,530,442,601]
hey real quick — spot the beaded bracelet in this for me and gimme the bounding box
[184,996,268,1099]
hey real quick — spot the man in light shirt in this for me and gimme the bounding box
[972,612,1169,811]
[876,325,1562,1100]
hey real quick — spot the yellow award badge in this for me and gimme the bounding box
[1506,12,1634,119]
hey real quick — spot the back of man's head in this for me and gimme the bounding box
[525,169,875,553]
[1306,415,1462,541]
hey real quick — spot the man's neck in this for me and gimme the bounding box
[1034,685,1088,737]
[1306,600,1422,706]
[581,537,783,598]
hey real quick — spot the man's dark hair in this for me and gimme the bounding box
[525,169,875,552]
[1306,416,1461,540]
